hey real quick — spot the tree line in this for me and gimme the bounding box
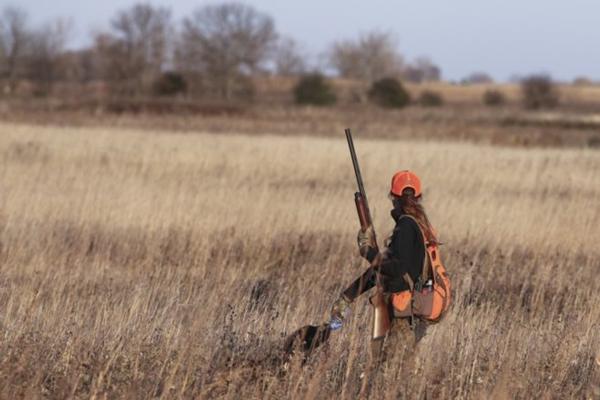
[0,2,441,100]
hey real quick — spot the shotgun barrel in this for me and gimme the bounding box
[345,129,377,250]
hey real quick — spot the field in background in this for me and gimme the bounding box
[1,122,599,398]
[260,79,600,108]
[2,105,600,151]
[3,80,600,151]
[12,77,600,107]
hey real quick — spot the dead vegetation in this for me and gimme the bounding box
[0,122,599,398]
[2,100,600,150]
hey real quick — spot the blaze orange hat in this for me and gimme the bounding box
[390,170,422,197]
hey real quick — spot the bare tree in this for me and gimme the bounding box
[96,3,172,96]
[403,57,441,83]
[0,6,29,94]
[463,71,494,84]
[402,65,424,83]
[572,76,592,86]
[416,57,441,81]
[178,2,277,100]
[25,18,71,95]
[329,31,403,82]
[402,57,442,83]
[274,36,306,77]
[67,48,101,84]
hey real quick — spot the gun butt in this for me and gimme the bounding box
[370,291,391,340]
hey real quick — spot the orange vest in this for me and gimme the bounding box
[390,216,451,322]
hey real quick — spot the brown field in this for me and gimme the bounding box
[2,104,600,152]
[3,80,600,152]
[1,121,599,399]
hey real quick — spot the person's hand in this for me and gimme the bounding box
[357,226,376,259]
[330,295,351,327]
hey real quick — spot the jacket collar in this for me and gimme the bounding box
[391,207,405,223]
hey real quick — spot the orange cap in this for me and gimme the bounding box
[390,170,422,197]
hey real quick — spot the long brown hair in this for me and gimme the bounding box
[393,189,438,245]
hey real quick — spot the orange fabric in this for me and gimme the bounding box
[391,290,412,312]
[390,170,422,197]
[428,259,451,321]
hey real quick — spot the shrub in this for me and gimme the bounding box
[588,136,600,148]
[368,77,411,108]
[293,73,337,106]
[418,90,444,107]
[483,89,506,106]
[521,75,559,109]
[153,72,187,97]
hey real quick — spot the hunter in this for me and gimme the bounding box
[330,170,447,365]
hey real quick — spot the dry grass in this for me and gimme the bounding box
[3,103,600,150]
[1,122,599,399]
[4,79,600,151]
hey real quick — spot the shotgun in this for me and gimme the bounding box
[345,128,378,249]
[345,128,390,341]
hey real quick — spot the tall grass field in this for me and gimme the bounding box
[1,122,599,398]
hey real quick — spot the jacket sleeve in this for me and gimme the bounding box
[341,219,418,300]
[342,265,377,302]
[363,246,379,263]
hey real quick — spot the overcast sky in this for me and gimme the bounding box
[10,0,600,82]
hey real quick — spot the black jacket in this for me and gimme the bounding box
[343,209,425,301]
[378,209,425,292]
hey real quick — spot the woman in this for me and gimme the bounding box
[330,170,440,349]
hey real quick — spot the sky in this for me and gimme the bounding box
[8,0,600,82]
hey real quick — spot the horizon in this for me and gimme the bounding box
[9,0,600,83]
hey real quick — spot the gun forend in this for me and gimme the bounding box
[354,192,371,231]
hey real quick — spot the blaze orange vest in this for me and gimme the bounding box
[391,215,451,322]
